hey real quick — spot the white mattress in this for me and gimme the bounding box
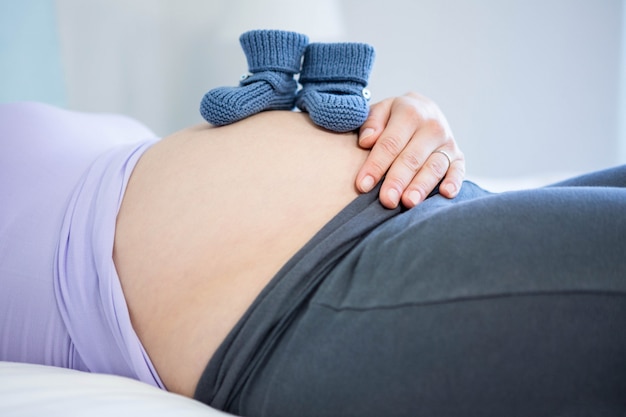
[0,361,232,417]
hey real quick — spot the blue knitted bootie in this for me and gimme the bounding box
[296,42,375,132]
[200,30,309,126]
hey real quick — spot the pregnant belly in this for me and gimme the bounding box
[113,111,368,396]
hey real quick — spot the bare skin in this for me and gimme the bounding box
[114,92,466,398]
[114,111,369,396]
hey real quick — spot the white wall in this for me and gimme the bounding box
[339,0,624,178]
[53,0,346,139]
[2,0,624,180]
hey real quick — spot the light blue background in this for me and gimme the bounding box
[0,0,65,106]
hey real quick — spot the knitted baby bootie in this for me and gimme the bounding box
[296,42,375,132]
[200,30,309,126]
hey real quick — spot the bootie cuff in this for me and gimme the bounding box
[299,42,376,85]
[239,29,309,74]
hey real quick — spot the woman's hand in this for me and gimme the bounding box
[356,92,465,209]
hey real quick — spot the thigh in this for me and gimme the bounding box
[254,295,626,417]
[238,185,626,417]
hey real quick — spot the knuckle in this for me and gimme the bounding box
[426,155,449,178]
[403,102,426,123]
[367,157,388,177]
[399,150,423,171]
[378,135,404,158]
[391,97,422,119]
[423,118,447,138]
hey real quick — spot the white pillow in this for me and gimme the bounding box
[0,361,234,417]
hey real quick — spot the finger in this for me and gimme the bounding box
[400,147,467,208]
[400,149,452,208]
[356,103,422,194]
[438,155,466,198]
[377,128,447,208]
[358,98,393,149]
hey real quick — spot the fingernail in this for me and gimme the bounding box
[387,188,400,206]
[443,183,456,195]
[359,128,374,142]
[360,175,375,192]
[407,190,421,206]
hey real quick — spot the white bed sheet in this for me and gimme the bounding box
[0,361,233,417]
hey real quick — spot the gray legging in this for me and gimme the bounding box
[195,165,626,417]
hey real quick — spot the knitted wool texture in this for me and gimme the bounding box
[200,30,309,126]
[296,42,375,132]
